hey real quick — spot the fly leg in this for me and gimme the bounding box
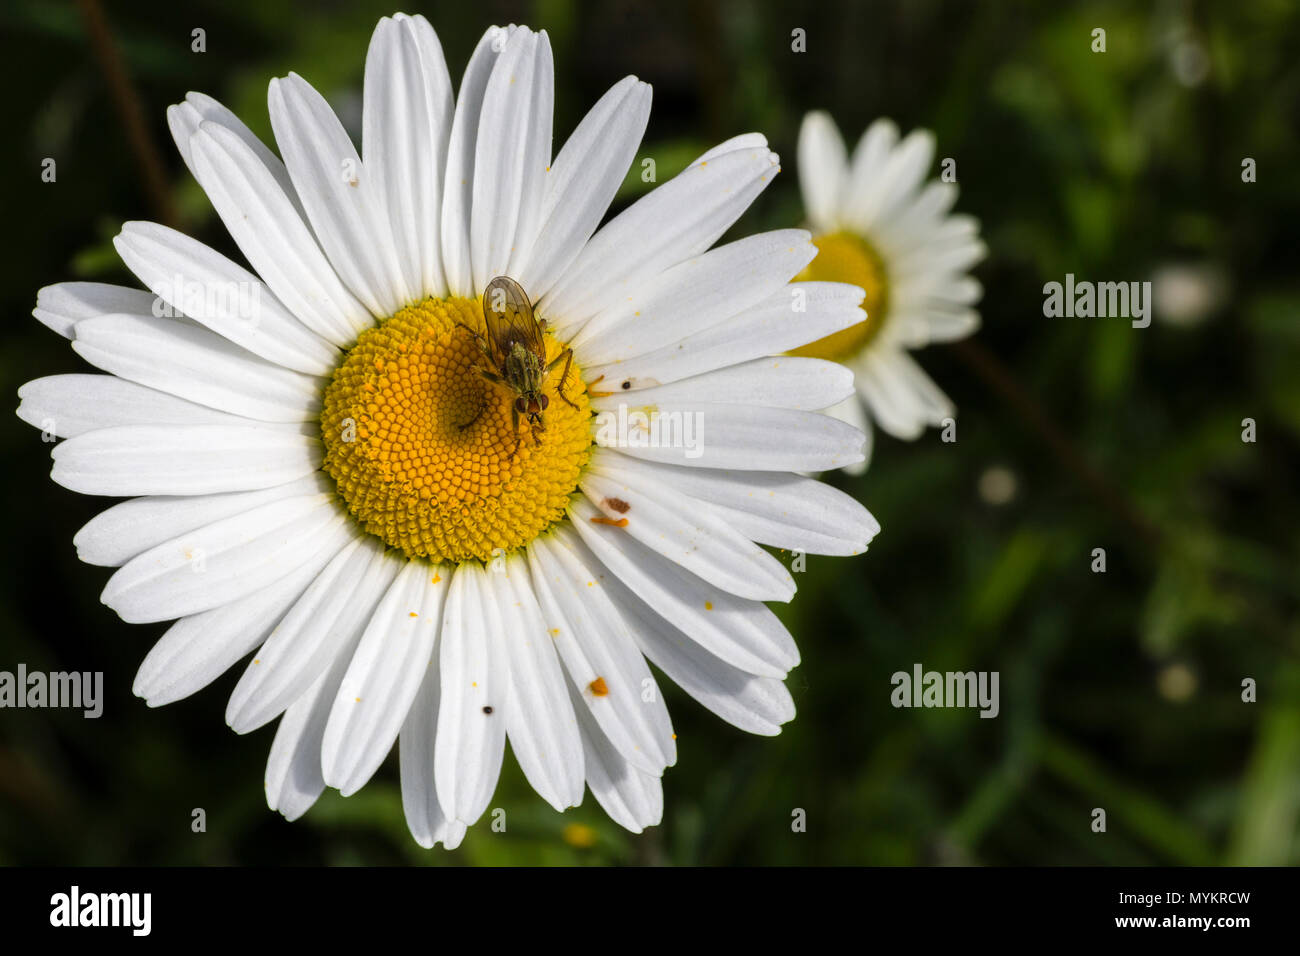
[547,347,580,410]
[509,402,522,458]
[454,321,491,356]
[506,405,542,457]
[455,367,501,432]
[457,400,486,432]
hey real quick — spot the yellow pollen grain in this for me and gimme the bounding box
[788,231,891,361]
[319,295,593,562]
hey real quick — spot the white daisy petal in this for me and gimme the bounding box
[269,72,413,316]
[855,352,927,440]
[323,557,447,796]
[441,25,517,297]
[596,401,864,472]
[494,556,584,811]
[694,133,769,162]
[886,347,956,421]
[893,235,987,279]
[189,121,369,345]
[589,357,854,413]
[841,117,900,230]
[540,140,781,331]
[581,460,795,602]
[570,498,798,678]
[514,76,651,301]
[469,28,545,292]
[264,666,335,822]
[610,576,796,736]
[435,564,508,825]
[526,532,676,774]
[589,453,879,556]
[363,17,431,300]
[226,535,398,733]
[861,129,936,228]
[133,520,353,706]
[883,308,946,348]
[32,282,160,339]
[886,306,979,348]
[871,181,958,256]
[363,15,455,300]
[570,230,816,364]
[17,374,246,440]
[824,393,872,475]
[102,493,345,624]
[858,347,952,438]
[73,313,322,423]
[265,610,373,823]
[113,221,337,375]
[922,307,981,342]
[893,269,977,305]
[587,281,865,389]
[797,110,848,233]
[571,680,663,834]
[399,648,467,849]
[501,32,553,283]
[51,424,321,497]
[73,473,330,568]
[402,14,457,291]
[167,90,306,220]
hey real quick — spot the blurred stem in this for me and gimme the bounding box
[1226,660,1300,865]
[76,0,177,228]
[952,338,1164,551]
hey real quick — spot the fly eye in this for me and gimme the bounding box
[515,397,527,413]
[539,395,549,411]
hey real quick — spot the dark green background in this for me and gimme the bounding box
[1,0,1297,865]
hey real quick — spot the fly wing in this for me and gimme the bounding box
[482,276,544,362]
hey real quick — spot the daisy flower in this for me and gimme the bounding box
[17,16,879,849]
[794,111,987,472]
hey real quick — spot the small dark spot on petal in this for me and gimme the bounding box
[482,706,493,715]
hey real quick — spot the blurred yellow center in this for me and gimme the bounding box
[789,231,890,361]
[320,296,591,563]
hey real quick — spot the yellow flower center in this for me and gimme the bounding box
[320,296,592,563]
[788,231,890,361]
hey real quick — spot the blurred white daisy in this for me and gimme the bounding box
[795,111,987,471]
[17,16,879,848]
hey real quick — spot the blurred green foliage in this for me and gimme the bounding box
[0,0,1298,865]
